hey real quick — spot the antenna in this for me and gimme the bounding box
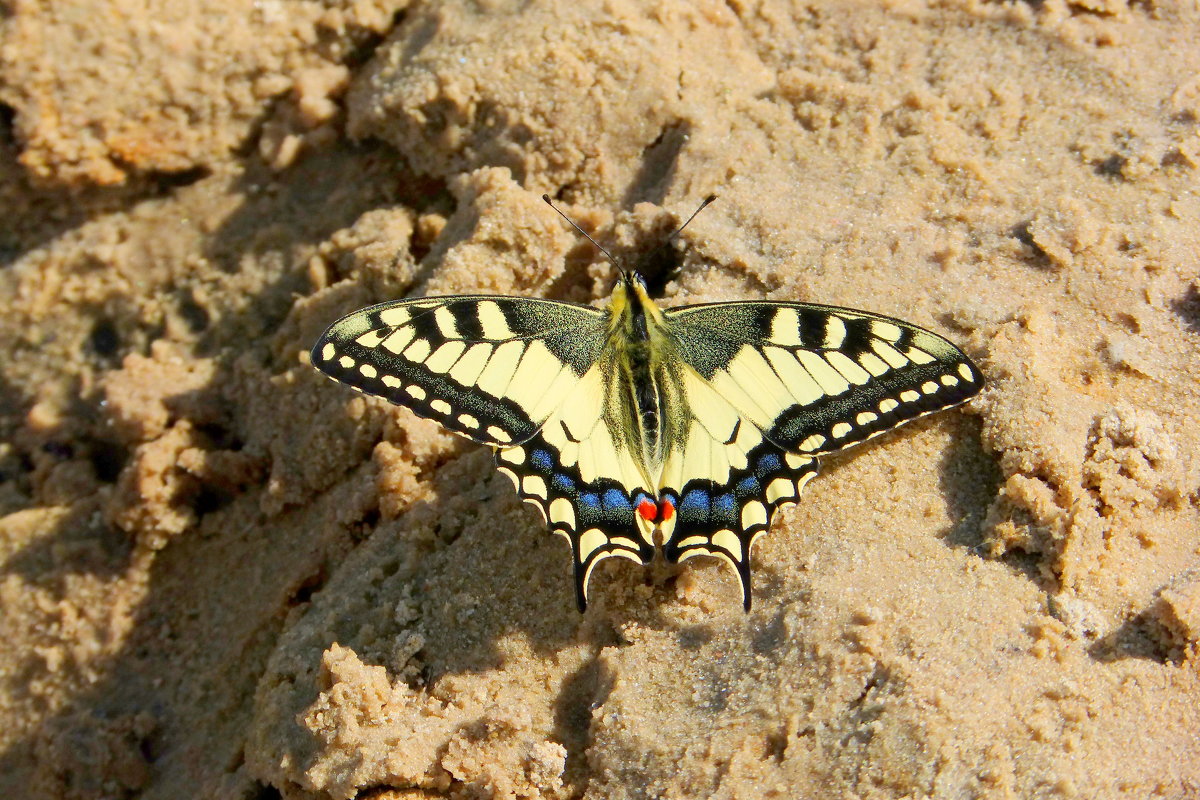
[542,194,620,270]
[669,194,717,242]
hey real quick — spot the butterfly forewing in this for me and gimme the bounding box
[312,296,608,446]
[664,302,982,458]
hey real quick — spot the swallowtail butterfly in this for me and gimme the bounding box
[311,200,982,610]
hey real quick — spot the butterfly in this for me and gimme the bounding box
[311,199,982,610]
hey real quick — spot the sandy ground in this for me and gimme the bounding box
[2,0,1199,797]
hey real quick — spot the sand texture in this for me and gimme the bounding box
[2,0,1199,797]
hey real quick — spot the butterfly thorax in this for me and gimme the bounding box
[602,273,689,483]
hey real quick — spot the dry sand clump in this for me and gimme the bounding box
[1,0,1198,798]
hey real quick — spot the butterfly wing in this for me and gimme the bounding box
[493,361,657,611]
[655,366,819,609]
[665,301,983,455]
[312,296,608,446]
[656,301,982,607]
[314,295,655,609]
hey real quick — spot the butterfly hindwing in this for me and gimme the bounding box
[493,363,656,611]
[656,364,820,608]
[664,301,982,458]
[312,296,607,446]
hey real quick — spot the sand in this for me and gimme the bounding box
[1,0,1198,797]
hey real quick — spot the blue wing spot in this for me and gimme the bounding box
[551,473,575,493]
[714,493,736,516]
[603,488,633,513]
[579,493,602,512]
[679,488,710,516]
[737,476,760,496]
[755,452,782,478]
[530,449,554,472]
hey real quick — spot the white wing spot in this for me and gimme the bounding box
[675,546,711,564]
[906,347,936,365]
[358,364,377,379]
[457,413,480,429]
[506,341,565,414]
[321,343,336,362]
[831,422,853,439]
[712,529,743,561]
[476,341,525,396]
[921,381,939,395]
[856,411,878,425]
[740,501,768,531]
[879,398,899,413]
[769,308,804,346]
[402,338,432,363]
[406,385,427,401]
[487,425,513,443]
[382,375,401,388]
[425,341,466,374]
[522,475,548,499]
[826,351,871,385]
[448,343,492,387]
[381,327,417,354]
[899,390,920,403]
[726,347,796,420]
[766,478,795,504]
[763,347,823,404]
[378,307,411,326]
[430,399,452,415]
[871,340,910,369]
[958,363,976,382]
[355,330,386,348]
[799,434,826,452]
[871,320,902,341]
[795,350,850,395]
[498,446,526,465]
[578,528,607,560]
[477,301,516,340]
[549,497,576,530]
[785,452,812,469]
[434,307,459,338]
[941,374,960,387]
[858,352,890,376]
[823,315,847,349]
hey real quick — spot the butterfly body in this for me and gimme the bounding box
[313,270,981,610]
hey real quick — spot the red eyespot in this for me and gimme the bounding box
[658,499,674,522]
[637,499,658,521]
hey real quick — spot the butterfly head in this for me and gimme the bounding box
[619,269,649,294]
[609,269,664,327]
